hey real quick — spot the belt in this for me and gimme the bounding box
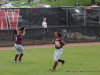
[15,43,21,45]
[56,48,61,49]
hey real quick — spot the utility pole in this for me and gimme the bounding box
[91,0,95,5]
[7,0,9,4]
[28,0,30,3]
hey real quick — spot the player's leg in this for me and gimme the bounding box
[58,59,65,66]
[50,49,59,71]
[45,28,47,37]
[43,29,46,43]
[65,36,67,42]
[14,44,20,63]
[43,37,46,42]
[54,49,59,68]
[57,48,65,66]
[18,45,24,62]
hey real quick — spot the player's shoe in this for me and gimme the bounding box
[18,60,23,63]
[14,60,18,63]
[50,67,55,71]
[62,60,65,67]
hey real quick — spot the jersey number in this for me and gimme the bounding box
[15,37,17,41]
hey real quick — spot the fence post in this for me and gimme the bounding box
[29,8,30,28]
[83,7,86,41]
[84,7,86,26]
[99,6,100,41]
[66,7,68,26]
[99,26,100,41]
[99,6,100,25]
[75,26,76,42]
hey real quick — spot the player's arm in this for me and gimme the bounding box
[61,40,66,46]
[66,32,67,36]
[42,23,44,28]
[66,30,67,35]
[22,28,26,36]
[43,25,44,28]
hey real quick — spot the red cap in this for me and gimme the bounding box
[16,29,19,32]
[54,32,58,34]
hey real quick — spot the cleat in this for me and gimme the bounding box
[18,60,23,63]
[14,60,18,63]
[50,67,55,71]
[62,60,65,67]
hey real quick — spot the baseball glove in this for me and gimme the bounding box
[20,27,25,31]
[55,41,61,47]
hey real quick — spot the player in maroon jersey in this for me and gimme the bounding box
[50,32,66,71]
[14,28,25,63]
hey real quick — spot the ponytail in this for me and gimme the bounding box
[58,33,62,38]
[12,30,17,41]
[14,30,17,35]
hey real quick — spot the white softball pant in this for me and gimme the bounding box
[14,44,24,55]
[54,48,63,61]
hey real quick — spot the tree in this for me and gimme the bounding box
[28,0,30,3]
[91,0,95,5]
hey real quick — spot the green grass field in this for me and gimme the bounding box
[1,0,100,7]
[0,45,100,75]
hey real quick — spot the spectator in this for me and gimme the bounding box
[62,28,67,42]
[42,18,47,43]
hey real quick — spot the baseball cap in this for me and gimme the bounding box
[54,32,58,34]
[16,29,19,32]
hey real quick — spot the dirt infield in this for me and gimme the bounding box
[0,42,100,50]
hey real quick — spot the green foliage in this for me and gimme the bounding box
[0,45,100,75]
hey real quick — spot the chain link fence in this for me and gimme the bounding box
[0,6,100,46]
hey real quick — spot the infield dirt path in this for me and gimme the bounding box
[0,42,100,50]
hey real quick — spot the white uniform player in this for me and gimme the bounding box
[62,28,67,38]
[42,21,47,28]
[62,28,67,42]
[42,18,47,42]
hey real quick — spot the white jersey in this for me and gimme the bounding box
[42,22,47,28]
[62,29,67,37]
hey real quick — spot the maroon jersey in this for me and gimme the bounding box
[55,37,63,49]
[15,34,22,45]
